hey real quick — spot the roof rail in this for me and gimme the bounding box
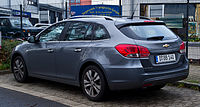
[69,15,115,21]
[111,16,129,18]
[128,16,152,20]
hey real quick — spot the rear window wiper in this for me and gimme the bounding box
[147,36,164,40]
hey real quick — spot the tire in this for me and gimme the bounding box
[81,65,107,101]
[146,84,166,91]
[11,56,29,83]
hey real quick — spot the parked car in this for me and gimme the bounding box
[34,23,51,29]
[0,17,43,39]
[11,16,189,101]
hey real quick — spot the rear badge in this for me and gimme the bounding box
[163,44,170,48]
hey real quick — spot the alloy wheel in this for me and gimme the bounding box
[13,57,25,81]
[83,69,101,97]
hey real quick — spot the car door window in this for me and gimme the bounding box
[39,23,65,42]
[65,22,90,41]
[0,19,9,26]
[93,24,109,40]
[0,19,3,26]
[84,24,93,40]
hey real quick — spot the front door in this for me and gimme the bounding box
[27,22,66,76]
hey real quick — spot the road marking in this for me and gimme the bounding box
[0,83,89,107]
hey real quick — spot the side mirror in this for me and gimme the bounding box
[27,36,36,43]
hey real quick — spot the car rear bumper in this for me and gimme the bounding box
[103,60,189,90]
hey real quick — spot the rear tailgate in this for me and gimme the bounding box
[135,39,185,72]
[118,22,186,72]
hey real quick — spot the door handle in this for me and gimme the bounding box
[47,49,54,53]
[74,48,82,52]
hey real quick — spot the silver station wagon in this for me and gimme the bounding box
[11,16,189,101]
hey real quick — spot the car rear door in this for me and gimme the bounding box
[55,21,93,80]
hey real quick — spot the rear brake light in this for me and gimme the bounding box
[115,44,150,58]
[180,41,185,53]
[143,83,153,87]
[144,20,155,22]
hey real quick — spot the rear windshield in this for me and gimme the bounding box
[119,25,177,40]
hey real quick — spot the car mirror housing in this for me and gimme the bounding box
[27,36,37,43]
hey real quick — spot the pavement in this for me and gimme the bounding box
[185,65,200,84]
[0,87,68,107]
[173,64,200,91]
[0,73,200,106]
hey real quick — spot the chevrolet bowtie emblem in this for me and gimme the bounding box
[163,44,170,48]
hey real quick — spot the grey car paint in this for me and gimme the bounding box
[11,17,189,90]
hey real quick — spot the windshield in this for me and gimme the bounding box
[120,25,177,40]
[10,18,33,27]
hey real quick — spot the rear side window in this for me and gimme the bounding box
[93,25,109,40]
[119,25,177,40]
[85,24,93,40]
[65,22,90,41]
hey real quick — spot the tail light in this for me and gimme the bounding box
[180,41,185,53]
[115,44,150,58]
[144,20,155,22]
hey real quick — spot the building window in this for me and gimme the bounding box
[149,5,164,18]
[71,0,75,3]
[28,0,38,6]
[140,4,198,40]
[76,0,80,3]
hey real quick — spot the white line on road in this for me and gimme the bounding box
[0,83,89,107]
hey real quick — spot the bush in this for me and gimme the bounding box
[0,39,22,70]
[188,35,200,42]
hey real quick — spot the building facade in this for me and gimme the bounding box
[92,0,119,5]
[69,0,91,6]
[0,0,39,24]
[39,3,63,24]
[123,0,200,40]
[0,0,66,25]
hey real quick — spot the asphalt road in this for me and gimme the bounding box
[0,74,200,106]
[0,87,68,107]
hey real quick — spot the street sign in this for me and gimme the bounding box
[12,10,31,18]
[0,31,1,49]
[71,5,121,16]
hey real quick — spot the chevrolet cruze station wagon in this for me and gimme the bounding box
[11,16,189,101]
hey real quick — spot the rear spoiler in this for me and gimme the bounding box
[116,22,166,29]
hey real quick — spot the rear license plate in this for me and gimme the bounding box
[156,54,176,63]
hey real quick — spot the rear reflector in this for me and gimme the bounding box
[180,41,185,53]
[143,83,153,87]
[115,44,150,58]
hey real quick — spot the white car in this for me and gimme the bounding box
[34,23,51,29]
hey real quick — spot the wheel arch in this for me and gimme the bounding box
[11,52,26,72]
[78,60,109,87]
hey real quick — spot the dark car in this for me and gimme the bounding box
[11,16,189,101]
[0,17,43,39]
